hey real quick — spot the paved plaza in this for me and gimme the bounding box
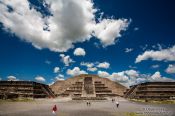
[0,98,174,116]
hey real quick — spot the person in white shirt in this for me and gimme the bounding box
[115,101,119,108]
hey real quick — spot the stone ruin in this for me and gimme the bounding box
[124,82,175,100]
[0,81,55,99]
[50,74,127,100]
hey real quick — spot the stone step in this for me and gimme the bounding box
[72,97,107,100]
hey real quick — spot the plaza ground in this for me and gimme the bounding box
[0,97,174,116]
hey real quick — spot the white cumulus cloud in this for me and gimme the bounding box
[35,76,46,82]
[81,62,97,72]
[98,71,110,78]
[125,70,139,78]
[7,75,17,81]
[150,71,161,81]
[99,70,174,87]
[55,74,65,81]
[45,60,51,65]
[109,72,129,83]
[165,64,175,74]
[74,48,86,56]
[135,45,175,63]
[60,54,74,66]
[149,71,173,82]
[81,62,94,68]
[67,67,87,76]
[125,48,133,53]
[54,67,60,73]
[0,0,129,52]
[151,64,160,69]
[93,19,130,47]
[97,62,110,69]
[87,67,97,72]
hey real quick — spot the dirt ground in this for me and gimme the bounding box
[0,97,174,116]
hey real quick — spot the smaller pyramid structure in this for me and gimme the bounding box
[124,82,175,100]
[0,81,55,99]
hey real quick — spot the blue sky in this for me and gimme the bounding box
[0,0,175,86]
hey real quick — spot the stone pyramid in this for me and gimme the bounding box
[50,74,127,100]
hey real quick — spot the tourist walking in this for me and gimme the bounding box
[112,98,115,102]
[86,101,89,106]
[86,101,91,106]
[115,101,119,108]
[89,101,91,106]
[52,105,57,115]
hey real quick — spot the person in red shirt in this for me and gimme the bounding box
[52,105,57,115]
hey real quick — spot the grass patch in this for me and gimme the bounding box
[149,100,175,104]
[113,112,140,116]
[129,99,145,103]
[125,112,138,116]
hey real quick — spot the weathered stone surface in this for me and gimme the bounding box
[124,82,175,100]
[0,81,55,99]
[50,74,127,99]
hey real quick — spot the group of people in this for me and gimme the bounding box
[51,98,119,115]
[86,101,91,106]
[112,98,119,108]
